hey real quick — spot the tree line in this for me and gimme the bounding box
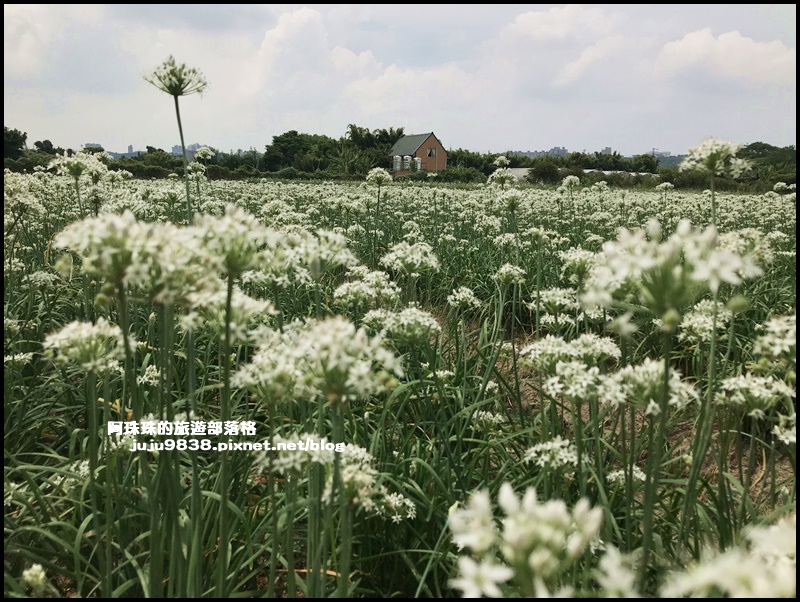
[4,125,795,190]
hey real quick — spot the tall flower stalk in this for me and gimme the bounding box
[145,56,208,223]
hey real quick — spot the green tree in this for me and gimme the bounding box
[630,154,659,174]
[33,139,59,155]
[263,130,310,172]
[4,127,27,160]
[331,141,367,176]
[345,124,374,150]
[526,160,561,184]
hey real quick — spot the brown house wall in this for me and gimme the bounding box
[414,134,447,171]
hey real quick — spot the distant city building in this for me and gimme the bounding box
[107,145,143,160]
[653,150,671,158]
[601,147,612,155]
[84,143,102,149]
[171,143,206,157]
[509,147,569,159]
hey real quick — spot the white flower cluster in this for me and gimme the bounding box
[233,316,402,405]
[715,374,794,419]
[194,146,215,161]
[679,137,751,179]
[607,358,699,412]
[4,352,34,366]
[719,228,773,269]
[181,285,276,345]
[472,410,507,430]
[607,465,647,486]
[254,435,415,522]
[23,270,62,290]
[22,563,48,592]
[282,227,358,280]
[581,220,764,316]
[195,204,288,277]
[520,333,620,375]
[380,241,440,277]
[362,306,442,345]
[43,317,134,374]
[474,213,503,235]
[524,226,565,248]
[487,167,516,188]
[54,212,228,305]
[256,433,338,475]
[333,266,401,313]
[48,151,108,181]
[365,167,392,186]
[493,263,526,286]
[753,314,796,361]
[529,287,580,314]
[661,512,796,598]
[449,484,602,598]
[677,299,732,345]
[594,546,640,597]
[493,232,519,249]
[51,459,93,491]
[558,247,597,284]
[54,210,157,286]
[772,413,796,445]
[136,364,161,386]
[145,55,208,97]
[447,286,482,312]
[498,189,524,213]
[543,360,602,402]
[523,436,578,470]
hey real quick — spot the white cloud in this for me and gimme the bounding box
[655,28,796,86]
[553,36,627,86]
[344,63,477,116]
[331,47,382,78]
[4,5,52,77]
[503,5,614,42]
[3,6,795,156]
[4,5,104,77]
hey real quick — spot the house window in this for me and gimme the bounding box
[427,148,436,158]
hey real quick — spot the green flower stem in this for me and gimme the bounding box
[186,326,202,598]
[285,475,298,598]
[73,176,84,218]
[680,292,719,553]
[333,407,352,597]
[216,275,234,597]
[173,95,193,224]
[308,401,326,598]
[510,283,525,430]
[640,331,673,589]
[85,373,107,596]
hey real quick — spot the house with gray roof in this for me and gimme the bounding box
[388,132,447,175]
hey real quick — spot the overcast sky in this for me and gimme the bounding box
[4,4,796,156]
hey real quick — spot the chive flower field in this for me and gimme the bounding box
[4,146,796,597]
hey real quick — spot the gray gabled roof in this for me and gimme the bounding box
[389,133,434,157]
